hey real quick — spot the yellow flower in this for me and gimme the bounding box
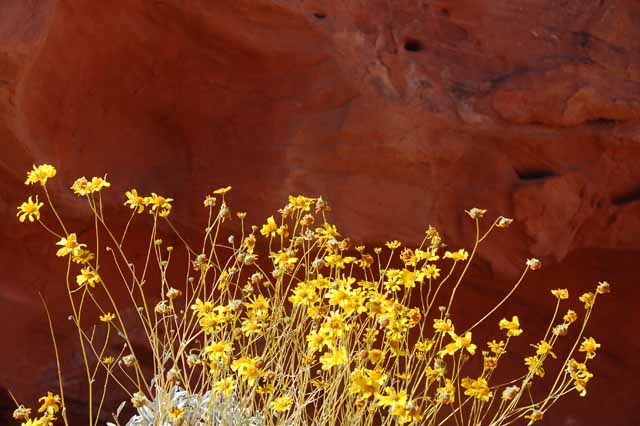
[56,233,86,257]
[76,267,101,287]
[288,195,314,211]
[270,396,293,412]
[99,313,116,322]
[102,356,114,365]
[168,406,184,419]
[212,377,235,397]
[70,176,109,195]
[433,318,455,333]
[422,264,440,280]
[260,216,279,238]
[579,337,600,359]
[461,377,492,402]
[567,359,593,396]
[579,292,595,309]
[231,357,262,386]
[375,387,408,409]
[531,340,557,358]
[71,248,94,264]
[87,176,110,193]
[349,368,387,398]
[444,249,469,261]
[488,340,506,355]
[17,196,44,223]
[204,341,233,364]
[124,189,145,213]
[438,331,477,357]
[213,186,232,194]
[144,193,173,217]
[563,309,578,323]
[499,316,523,337]
[525,356,545,378]
[37,392,61,416]
[551,288,569,300]
[385,240,402,250]
[320,346,348,370]
[25,164,57,186]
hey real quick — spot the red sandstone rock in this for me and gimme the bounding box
[1,1,638,425]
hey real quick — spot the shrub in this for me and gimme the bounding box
[13,165,610,426]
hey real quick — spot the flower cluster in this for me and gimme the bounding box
[14,166,610,426]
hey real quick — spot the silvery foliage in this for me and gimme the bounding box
[108,386,263,426]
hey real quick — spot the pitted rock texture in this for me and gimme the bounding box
[1,1,639,425]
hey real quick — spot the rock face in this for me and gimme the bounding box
[1,1,639,425]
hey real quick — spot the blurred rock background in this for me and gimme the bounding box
[1,1,638,425]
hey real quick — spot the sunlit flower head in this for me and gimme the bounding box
[17,196,44,223]
[25,164,57,186]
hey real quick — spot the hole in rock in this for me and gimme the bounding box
[404,38,423,52]
[586,117,619,126]
[515,168,556,181]
[313,12,327,19]
[612,187,640,206]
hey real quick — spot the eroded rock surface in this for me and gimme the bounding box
[1,1,638,425]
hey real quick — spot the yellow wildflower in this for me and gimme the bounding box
[551,288,569,300]
[76,267,101,287]
[270,396,293,412]
[385,240,401,250]
[71,248,94,264]
[563,309,578,323]
[99,313,116,322]
[319,346,348,370]
[25,164,57,186]
[260,216,278,238]
[102,356,114,365]
[212,377,235,397]
[532,340,556,358]
[461,377,492,402]
[17,196,44,223]
[579,292,595,309]
[144,193,172,217]
[288,195,314,211]
[87,176,110,193]
[439,331,477,357]
[579,337,600,359]
[213,186,232,194]
[525,356,545,378]
[499,316,523,337]
[37,392,61,416]
[168,407,184,419]
[444,249,469,261]
[56,233,86,257]
[124,189,145,213]
[488,340,506,355]
[567,359,593,396]
[433,318,455,333]
[231,357,262,386]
